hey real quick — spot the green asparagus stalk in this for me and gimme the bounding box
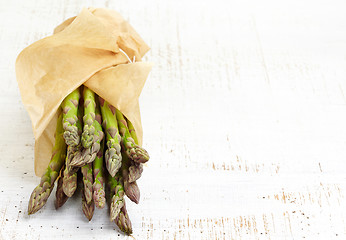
[105,172,131,235]
[99,97,122,177]
[81,98,96,202]
[126,118,144,182]
[116,109,149,163]
[82,182,95,221]
[81,163,94,204]
[55,166,68,209]
[93,139,105,208]
[70,97,104,167]
[65,145,81,174]
[62,88,81,147]
[115,201,133,235]
[62,158,78,197]
[126,119,138,146]
[89,98,104,160]
[81,87,96,148]
[62,102,83,197]
[121,152,140,204]
[106,172,125,221]
[28,112,66,214]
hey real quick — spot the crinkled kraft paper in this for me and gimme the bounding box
[15,8,152,177]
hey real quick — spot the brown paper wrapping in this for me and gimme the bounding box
[15,8,152,177]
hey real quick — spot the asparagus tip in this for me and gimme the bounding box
[124,181,140,204]
[127,145,150,164]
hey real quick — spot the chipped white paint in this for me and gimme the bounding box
[1,0,346,239]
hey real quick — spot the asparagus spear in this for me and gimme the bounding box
[116,109,149,164]
[90,98,104,160]
[106,172,125,221]
[70,97,104,167]
[28,112,66,214]
[62,88,81,147]
[99,97,122,177]
[124,118,144,182]
[65,145,81,174]
[115,201,133,235]
[81,177,94,221]
[62,103,82,197]
[62,159,78,197]
[81,87,96,148]
[81,163,94,204]
[55,166,68,209]
[82,190,94,221]
[93,139,106,208]
[68,97,90,167]
[121,152,140,204]
[68,95,101,169]
[126,119,138,146]
[105,173,131,235]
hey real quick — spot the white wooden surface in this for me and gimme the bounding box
[1,0,346,239]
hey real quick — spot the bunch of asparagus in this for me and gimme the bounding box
[27,86,149,235]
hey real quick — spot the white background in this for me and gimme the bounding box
[1,0,346,239]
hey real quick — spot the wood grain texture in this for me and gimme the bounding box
[1,0,346,239]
